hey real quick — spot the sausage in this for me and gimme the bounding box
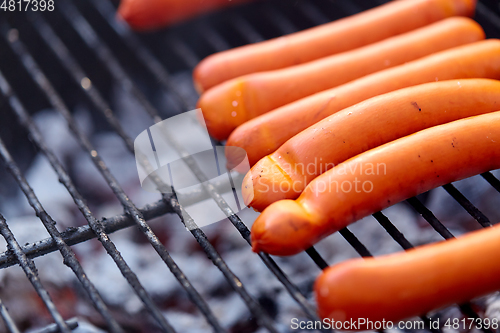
[117,0,251,31]
[228,39,500,167]
[198,17,484,140]
[193,0,477,92]
[315,223,500,327]
[250,111,500,255]
[243,79,500,212]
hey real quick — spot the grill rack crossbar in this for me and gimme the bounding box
[0,92,123,333]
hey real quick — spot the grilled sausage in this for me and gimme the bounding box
[198,17,484,140]
[315,223,500,327]
[117,0,251,31]
[250,111,500,255]
[243,79,500,212]
[228,39,500,166]
[193,0,477,92]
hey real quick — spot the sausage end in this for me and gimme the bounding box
[251,200,316,255]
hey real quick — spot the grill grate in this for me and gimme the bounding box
[0,0,499,332]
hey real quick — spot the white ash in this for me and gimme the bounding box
[111,85,155,139]
[164,311,211,333]
[72,319,108,333]
[485,292,500,325]
[2,108,91,225]
[164,294,250,333]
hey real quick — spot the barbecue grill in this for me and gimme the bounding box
[1,0,500,332]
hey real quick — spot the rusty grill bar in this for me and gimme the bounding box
[0,0,499,332]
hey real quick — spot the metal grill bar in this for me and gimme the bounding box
[0,213,70,333]
[269,0,496,260]
[109,0,500,246]
[163,194,280,332]
[482,171,500,193]
[346,207,491,333]
[50,3,287,331]
[33,318,79,333]
[338,228,372,258]
[259,4,380,263]
[477,1,500,30]
[404,196,494,332]
[60,0,322,324]
[230,14,264,43]
[442,184,492,227]
[336,226,437,333]
[177,1,498,328]
[295,2,330,25]
[305,248,329,270]
[263,3,298,34]
[291,3,498,330]
[0,60,175,333]
[89,0,328,272]
[86,0,196,111]
[0,76,124,333]
[0,22,228,333]
[0,198,170,269]
[372,211,413,250]
[331,1,363,17]
[407,197,456,239]
[253,6,422,265]
[26,11,186,200]
[84,0,324,321]
[168,36,200,69]
[0,292,20,333]
[293,0,500,244]
[27,12,135,150]
[6,9,283,333]
[65,0,500,330]
[195,21,231,52]
[27,11,207,213]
